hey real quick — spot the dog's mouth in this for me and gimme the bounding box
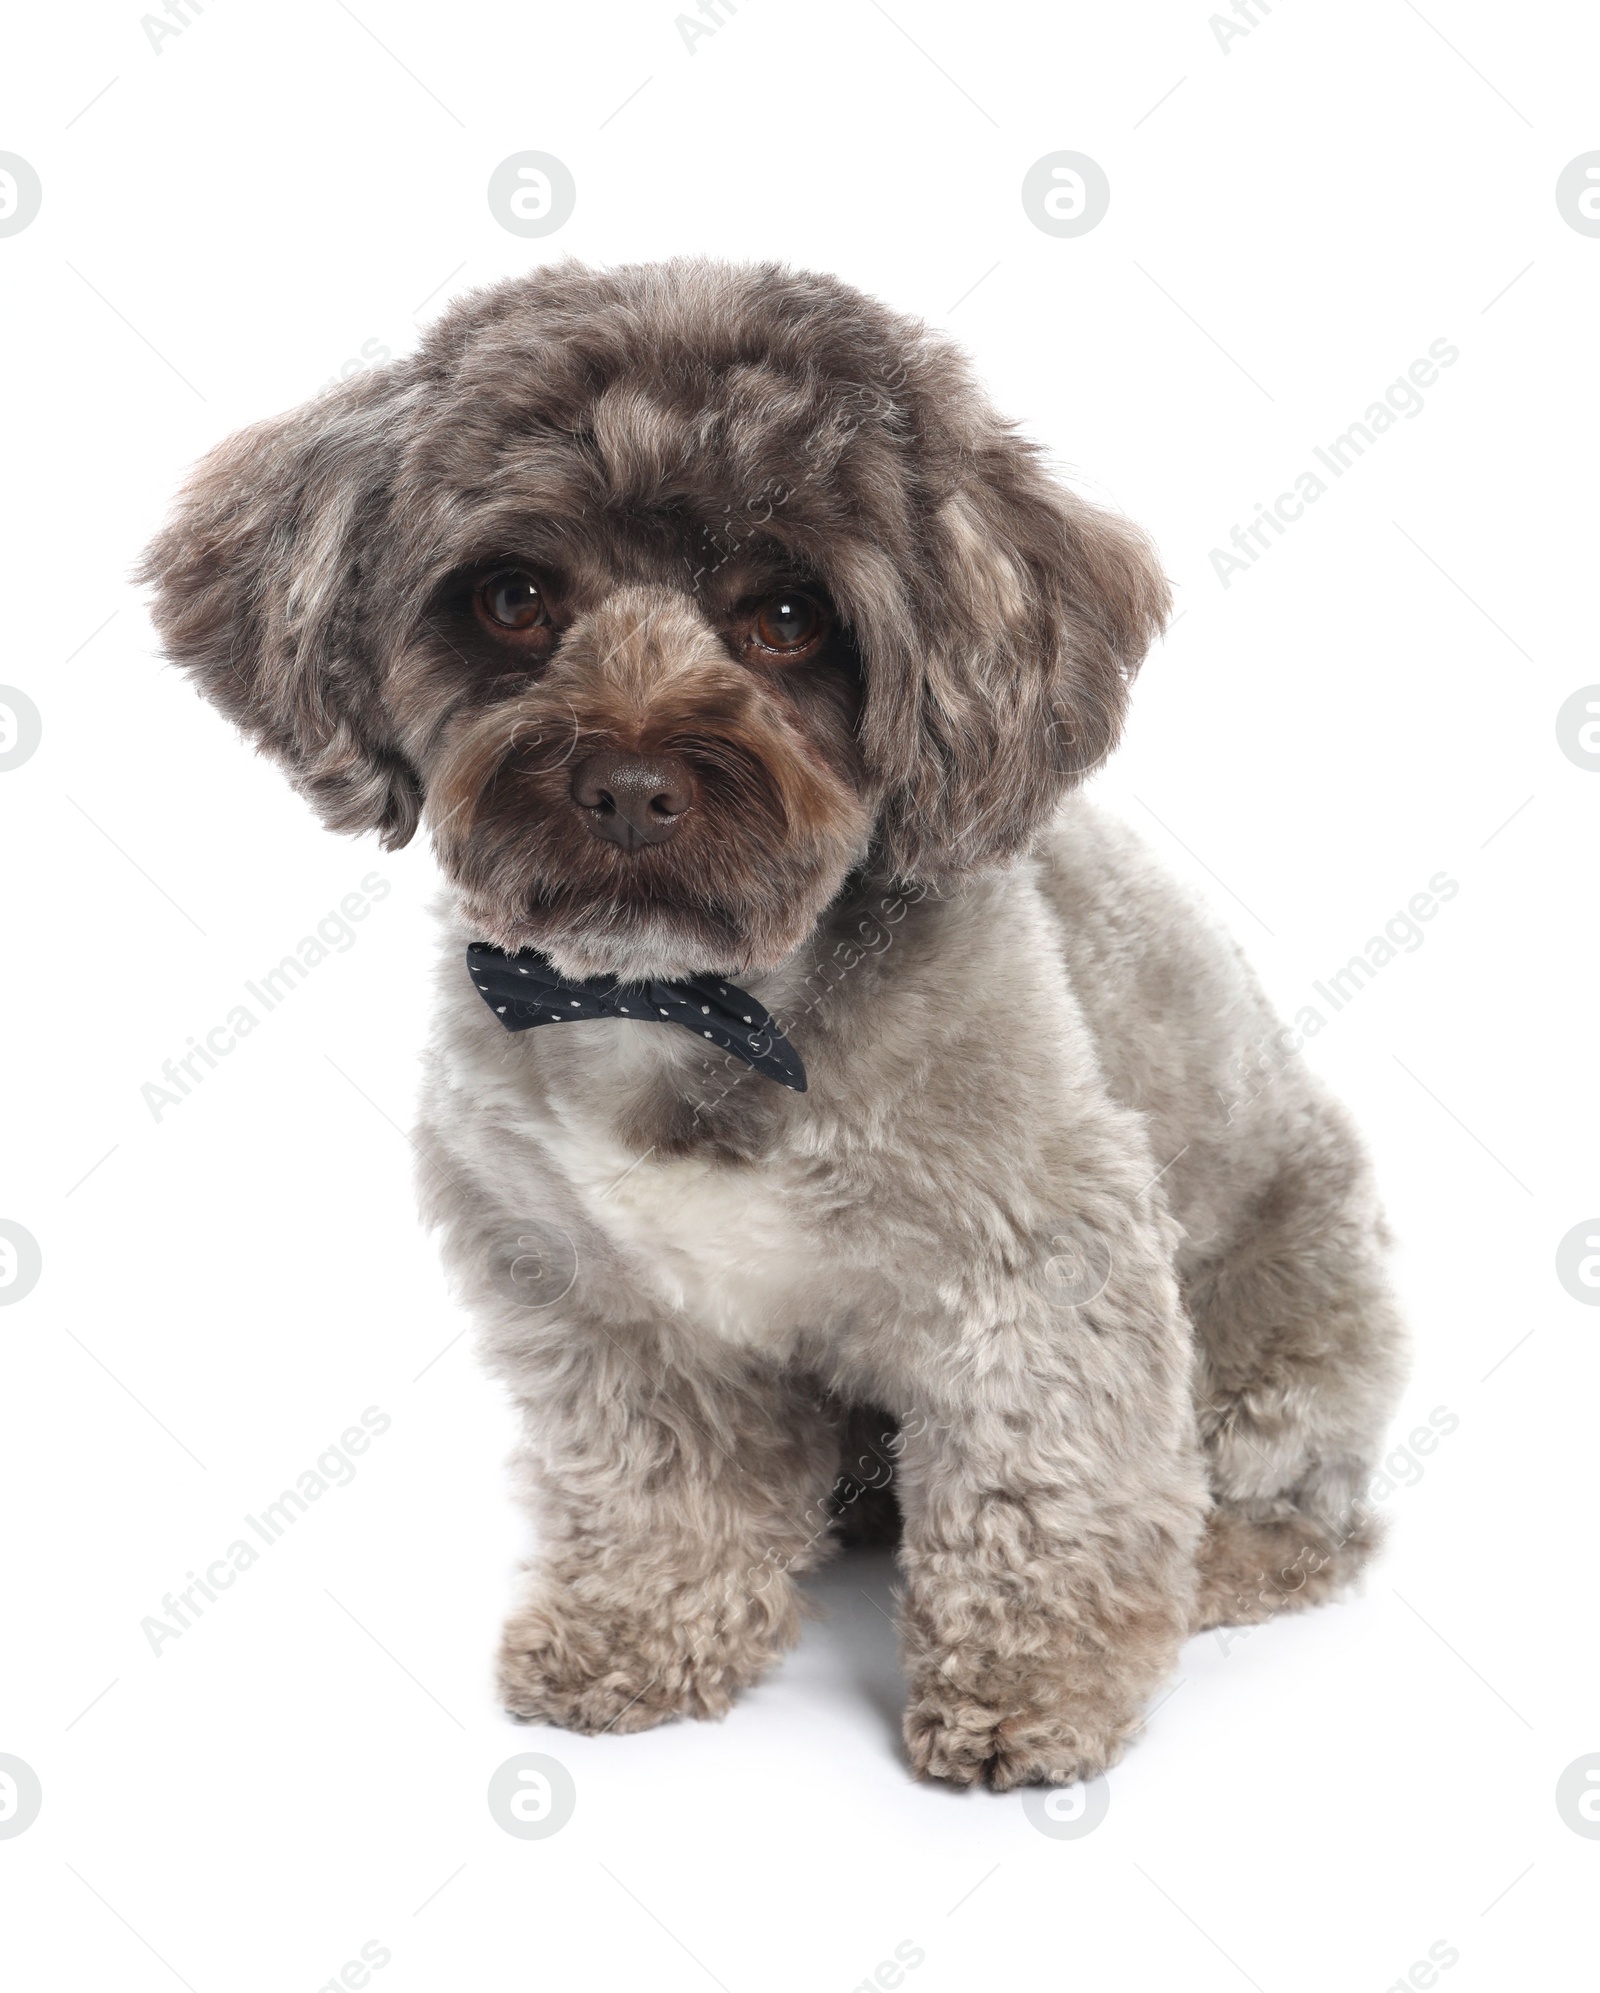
[431,736,873,985]
[420,642,878,984]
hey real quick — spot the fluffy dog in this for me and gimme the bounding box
[141,259,1407,1789]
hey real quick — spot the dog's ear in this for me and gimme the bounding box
[137,369,423,849]
[857,430,1169,883]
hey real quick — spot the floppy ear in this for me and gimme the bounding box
[137,368,423,849]
[858,430,1170,884]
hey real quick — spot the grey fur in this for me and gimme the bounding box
[141,258,1407,1788]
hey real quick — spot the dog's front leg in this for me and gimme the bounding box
[498,1343,840,1734]
[892,1230,1207,1791]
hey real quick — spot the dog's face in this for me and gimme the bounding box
[142,260,1169,979]
[405,511,873,979]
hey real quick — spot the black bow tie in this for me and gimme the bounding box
[465,944,807,1091]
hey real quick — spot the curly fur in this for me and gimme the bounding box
[140,258,1407,1788]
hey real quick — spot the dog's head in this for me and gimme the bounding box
[140,259,1167,979]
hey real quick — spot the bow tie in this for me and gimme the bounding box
[465,943,807,1091]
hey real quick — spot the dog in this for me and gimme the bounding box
[140,258,1407,1790]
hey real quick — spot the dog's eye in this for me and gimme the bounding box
[475,568,551,635]
[749,592,827,657]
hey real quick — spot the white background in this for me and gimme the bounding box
[3,1,1598,1987]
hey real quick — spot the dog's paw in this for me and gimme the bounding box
[899,1584,1191,1791]
[497,1591,791,1734]
[903,1677,1134,1792]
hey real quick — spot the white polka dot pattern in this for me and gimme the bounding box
[464,943,808,1092]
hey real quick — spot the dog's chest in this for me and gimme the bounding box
[562,1134,830,1355]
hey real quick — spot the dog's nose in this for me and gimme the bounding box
[570,751,696,849]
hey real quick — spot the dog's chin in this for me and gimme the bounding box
[455,893,821,986]
[541,925,790,985]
